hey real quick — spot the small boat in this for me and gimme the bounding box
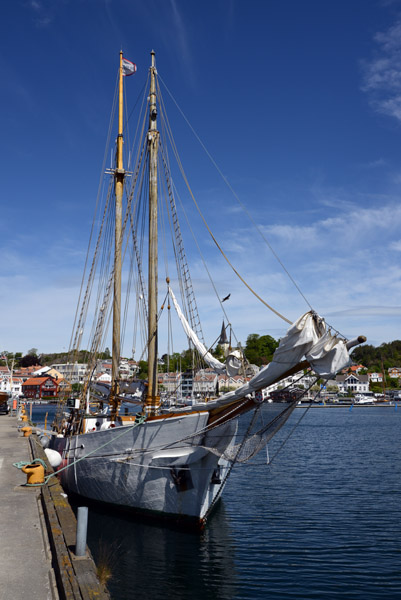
[354,394,375,404]
[49,52,365,527]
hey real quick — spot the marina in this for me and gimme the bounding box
[13,403,401,599]
[2,3,401,599]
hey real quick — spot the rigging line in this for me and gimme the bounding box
[170,177,241,346]
[67,175,115,383]
[157,87,240,346]
[157,84,238,338]
[159,161,170,281]
[44,416,148,483]
[158,76,311,318]
[205,405,263,522]
[136,292,170,363]
[157,112,205,346]
[125,74,149,131]
[157,80,292,325]
[266,383,326,466]
[128,398,252,457]
[69,73,119,354]
[124,75,149,176]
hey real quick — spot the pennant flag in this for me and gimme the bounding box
[122,58,137,76]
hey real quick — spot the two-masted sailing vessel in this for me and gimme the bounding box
[48,52,365,527]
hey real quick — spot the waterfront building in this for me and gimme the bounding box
[22,376,59,399]
[50,363,88,385]
[368,372,383,383]
[96,372,112,384]
[388,367,401,379]
[193,370,218,398]
[336,373,369,394]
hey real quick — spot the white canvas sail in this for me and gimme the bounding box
[168,286,244,376]
[208,311,352,407]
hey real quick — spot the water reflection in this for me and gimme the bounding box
[84,501,238,600]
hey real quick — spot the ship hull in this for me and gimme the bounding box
[50,402,292,524]
[51,411,237,524]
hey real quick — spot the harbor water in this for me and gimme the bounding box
[32,404,401,599]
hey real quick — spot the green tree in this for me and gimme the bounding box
[244,334,278,366]
[137,361,148,380]
[212,344,225,362]
[20,352,41,367]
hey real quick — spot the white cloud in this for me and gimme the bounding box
[327,306,401,317]
[265,202,401,252]
[362,18,401,122]
[27,0,53,27]
[30,1,42,11]
[390,239,401,251]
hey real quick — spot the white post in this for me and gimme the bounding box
[75,506,88,556]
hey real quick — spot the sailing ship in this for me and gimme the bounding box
[48,52,365,527]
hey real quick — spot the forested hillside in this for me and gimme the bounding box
[351,340,401,371]
[2,339,400,373]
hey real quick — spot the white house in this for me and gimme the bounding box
[96,372,112,384]
[193,370,218,397]
[388,367,401,379]
[51,363,88,384]
[336,373,369,394]
[0,376,23,397]
[368,372,383,383]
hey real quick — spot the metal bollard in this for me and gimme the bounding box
[21,426,32,437]
[75,506,88,556]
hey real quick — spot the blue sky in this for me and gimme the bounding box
[1,0,401,357]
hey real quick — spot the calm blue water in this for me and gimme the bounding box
[32,405,401,599]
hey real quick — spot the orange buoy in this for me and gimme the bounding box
[21,463,45,485]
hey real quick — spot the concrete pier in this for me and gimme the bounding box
[0,414,110,600]
[0,414,57,599]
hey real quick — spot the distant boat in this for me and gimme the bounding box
[355,394,375,404]
[48,51,365,527]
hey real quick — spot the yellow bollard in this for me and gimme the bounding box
[21,426,32,437]
[20,414,28,422]
[21,463,45,485]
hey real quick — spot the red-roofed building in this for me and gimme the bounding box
[22,376,59,399]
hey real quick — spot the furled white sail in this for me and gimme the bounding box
[168,286,244,376]
[207,311,351,407]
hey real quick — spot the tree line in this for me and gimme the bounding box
[3,337,400,379]
[350,340,401,372]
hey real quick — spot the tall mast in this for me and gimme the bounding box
[146,50,160,415]
[110,51,125,417]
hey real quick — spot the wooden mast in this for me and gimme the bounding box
[146,50,160,415]
[110,51,125,417]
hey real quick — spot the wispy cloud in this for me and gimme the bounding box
[361,17,401,122]
[170,0,192,74]
[27,0,53,27]
[357,158,387,169]
[327,306,401,317]
[265,202,401,251]
[390,239,401,251]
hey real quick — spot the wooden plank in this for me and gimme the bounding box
[42,482,82,600]
[30,435,110,600]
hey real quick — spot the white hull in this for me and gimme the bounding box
[51,410,237,525]
[50,403,291,525]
